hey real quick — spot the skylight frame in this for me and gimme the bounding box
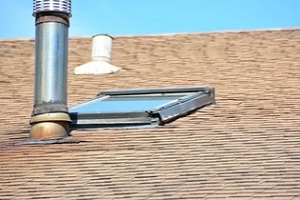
[69,86,215,130]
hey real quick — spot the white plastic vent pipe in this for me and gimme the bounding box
[74,34,121,74]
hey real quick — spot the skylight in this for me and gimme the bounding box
[69,86,215,130]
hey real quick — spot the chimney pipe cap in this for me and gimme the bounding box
[92,33,114,40]
[33,0,71,17]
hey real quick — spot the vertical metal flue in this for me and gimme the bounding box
[30,0,72,140]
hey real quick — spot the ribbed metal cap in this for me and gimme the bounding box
[33,0,71,17]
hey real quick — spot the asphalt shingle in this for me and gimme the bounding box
[0,29,300,199]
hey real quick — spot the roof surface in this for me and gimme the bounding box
[0,29,300,199]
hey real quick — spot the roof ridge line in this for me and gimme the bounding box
[1,27,300,41]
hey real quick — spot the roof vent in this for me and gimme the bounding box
[33,0,71,17]
[74,34,121,74]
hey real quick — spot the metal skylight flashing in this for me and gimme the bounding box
[69,86,215,130]
[151,91,214,123]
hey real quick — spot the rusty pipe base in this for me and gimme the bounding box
[30,112,71,140]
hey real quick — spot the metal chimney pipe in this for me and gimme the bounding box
[30,0,72,140]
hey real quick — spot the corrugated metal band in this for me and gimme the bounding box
[33,0,71,16]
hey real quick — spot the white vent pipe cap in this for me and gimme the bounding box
[92,34,113,62]
[74,34,121,74]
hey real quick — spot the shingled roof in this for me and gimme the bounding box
[1,29,300,199]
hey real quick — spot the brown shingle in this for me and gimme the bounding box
[0,29,300,199]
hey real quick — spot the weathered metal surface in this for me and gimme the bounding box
[30,112,71,123]
[30,121,70,139]
[32,101,68,116]
[30,112,71,139]
[99,86,212,96]
[30,0,72,140]
[154,92,215,124]
[34,22,68,107]
[36,15,69,26]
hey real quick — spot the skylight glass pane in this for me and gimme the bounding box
[70,94,185,113]
[69,87,215,129]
